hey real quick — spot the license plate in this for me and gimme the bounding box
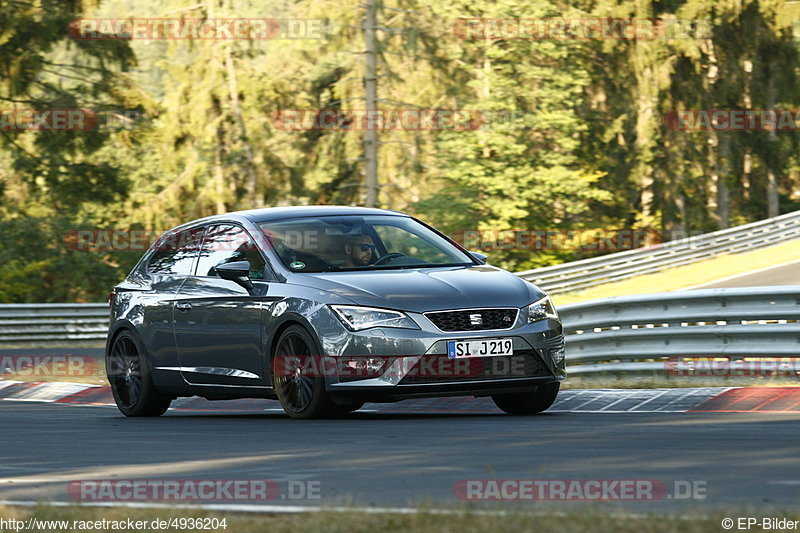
[447,338,513,359]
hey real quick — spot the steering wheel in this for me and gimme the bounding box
[373,252,406,265]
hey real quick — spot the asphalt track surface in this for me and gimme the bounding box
[1,394,799,511]
[1,262,799,512]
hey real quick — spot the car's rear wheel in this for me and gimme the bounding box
[492,382,560,415]
[272,325,341,419]
[107,331,171,417]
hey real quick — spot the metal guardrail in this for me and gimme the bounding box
[516,209,800,295]
[1,287,798,381]
[560,285,800,376]
[0,303,109,344]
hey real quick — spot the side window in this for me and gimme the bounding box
[147,227,204,275]
[195,225,267,280]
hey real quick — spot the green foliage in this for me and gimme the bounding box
[0,0,137,213]
[0,218,137,302]
[410,0,614,270]
[1,0,799,301]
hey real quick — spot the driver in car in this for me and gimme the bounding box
[342,234,375,267]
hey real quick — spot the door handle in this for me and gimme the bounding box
[175,302,192,311]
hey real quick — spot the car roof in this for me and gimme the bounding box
[239,205,408,223]
[170,205,409,232]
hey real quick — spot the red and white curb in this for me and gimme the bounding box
[2,380,799,413]
[0,380,95,402]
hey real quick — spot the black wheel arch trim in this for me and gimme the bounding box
[106,320,141,354]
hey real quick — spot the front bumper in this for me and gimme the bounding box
[322,308,565,401]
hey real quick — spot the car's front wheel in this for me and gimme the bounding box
[492,383,560,415]
[271,325,342,419]
[107,331,172,417]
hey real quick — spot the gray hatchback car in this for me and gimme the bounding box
[107,206,565,418]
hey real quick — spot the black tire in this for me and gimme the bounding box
[492,383,560,415]
[107,330,171,417]
[271,325,340,419]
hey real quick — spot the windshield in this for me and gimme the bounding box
[259,215,474,273]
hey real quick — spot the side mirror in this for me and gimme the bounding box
[215,261,255,292]
[469,251,488,264]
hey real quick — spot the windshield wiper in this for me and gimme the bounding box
[330,262,472,272]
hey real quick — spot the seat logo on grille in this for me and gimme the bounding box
[469,313,483,325]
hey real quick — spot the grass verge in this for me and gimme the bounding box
[551,239,800,306]
[0,503,795,533]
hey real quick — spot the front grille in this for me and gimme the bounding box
[424,308,518,332]
[398,349,551,385]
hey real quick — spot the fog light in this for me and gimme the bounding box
[551,347,566,365]
[344,357,387,374]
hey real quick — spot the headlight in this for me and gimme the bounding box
[525,296,559,323]
[330,305,420,331]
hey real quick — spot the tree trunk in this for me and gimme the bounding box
[363,0,379,207]
[765,75,779,218]
[224,44,260,209]
[717,134,731,228]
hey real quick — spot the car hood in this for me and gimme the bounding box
[295,265,545,313]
